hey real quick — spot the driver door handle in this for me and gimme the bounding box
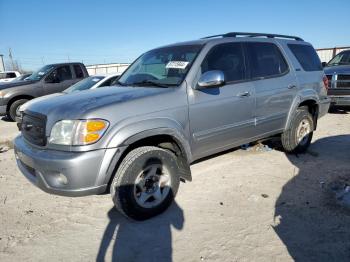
[287,84,297,89]
[237,91,251,97]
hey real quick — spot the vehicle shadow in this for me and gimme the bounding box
[96,201,184,262]
[1,116,11,122]
[274,135,350,261]
[328,106,350,114]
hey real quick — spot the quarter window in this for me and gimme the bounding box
[246,42,289,78]
[201,43,246,82]
[288,44,322,71]
[74,65,84,78]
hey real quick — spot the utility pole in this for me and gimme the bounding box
[0,54,5,72]
[9,48,15,70]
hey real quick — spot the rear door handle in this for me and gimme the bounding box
[287,84,297,89]
[237,91,251,97]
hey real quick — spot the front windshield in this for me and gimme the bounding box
[0,73,6,79]
[27,65,55,81]
[328,51,350,66]
[118,44,203,87]
[64,76,105,93]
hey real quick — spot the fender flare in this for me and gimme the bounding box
[285,94,319,130]
[102,119,193,185]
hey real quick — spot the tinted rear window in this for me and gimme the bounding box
[74,65,84,78]
[246,42,289,79]
[288,44,322,71]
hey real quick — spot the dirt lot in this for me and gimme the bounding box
[0,111,350,262]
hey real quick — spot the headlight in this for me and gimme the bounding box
[49,119,109,145]
[0,91,4,98]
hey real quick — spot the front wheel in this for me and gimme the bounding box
[110,146,180,220]
[281,107,314,153]
[8,99,29,122]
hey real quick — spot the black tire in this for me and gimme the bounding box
[281,107,314,154]
[8,99,29,122]
[111,146,180,220]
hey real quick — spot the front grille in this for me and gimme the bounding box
[327,74,350,89]
[338,75,350,81]
[22,112,47,146]
[337,74,350,88]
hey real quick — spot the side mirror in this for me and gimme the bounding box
[197,70,225,89]
[321,62,327,68]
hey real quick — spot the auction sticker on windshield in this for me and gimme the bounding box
[166,61,189,69]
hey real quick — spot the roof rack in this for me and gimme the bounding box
[202,32,303,41]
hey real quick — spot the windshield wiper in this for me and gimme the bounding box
[130,80,173,88]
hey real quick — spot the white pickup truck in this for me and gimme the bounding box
[0,71,21,83]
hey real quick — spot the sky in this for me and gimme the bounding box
[1,0,350,71]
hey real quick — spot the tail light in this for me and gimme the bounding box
[323,75,329,91]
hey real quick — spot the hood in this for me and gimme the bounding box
[19,93,64,113]
[26,86,176,128]
[324,65,350,75]
[0,79,38,90]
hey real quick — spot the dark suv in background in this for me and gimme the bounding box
[323,50,350,107]
[0,62,89,121]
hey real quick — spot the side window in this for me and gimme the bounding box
[7,73,16,78]
[99,77,113,87]
[201,43,246,82]
[246,42,289,78]
[74,65,84,78]
[56,66,72,81]
[288,44,323,71]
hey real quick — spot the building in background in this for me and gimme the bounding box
[85,63,130,75]
[316,46,350,63]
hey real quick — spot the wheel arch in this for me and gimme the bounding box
[103,125,193,193]
[285,96,319,131]
[6,95,34,112]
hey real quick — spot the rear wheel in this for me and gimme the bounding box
[110,146,180,220]
[281,107,314,153]
[8,99,28,122]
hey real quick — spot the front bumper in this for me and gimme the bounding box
[328,89,350,106]
[329,96,350,106]
[14,135,121,197]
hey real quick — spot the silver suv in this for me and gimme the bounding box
[14,32,331,220]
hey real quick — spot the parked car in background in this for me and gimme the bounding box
[14,32,330,220]
[0,62,88,121]
[16,73,121,128]
[64,73,120,93]
[0,71,21,83]
[323,50,350,107]
[13,73,32,82]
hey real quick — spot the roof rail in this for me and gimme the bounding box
[202,32,303,41]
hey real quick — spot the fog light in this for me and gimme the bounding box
[57,173,68,185]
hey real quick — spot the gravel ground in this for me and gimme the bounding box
[0,116,19,145]
[0,111,350,262]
